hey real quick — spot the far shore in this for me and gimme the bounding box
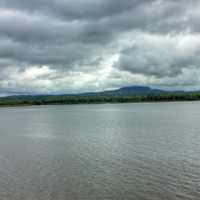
[1,96,200,108]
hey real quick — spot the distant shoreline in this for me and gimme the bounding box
[1,93,200,107]
[2,86,200,107]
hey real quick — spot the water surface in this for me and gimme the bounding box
[0,102,200,199]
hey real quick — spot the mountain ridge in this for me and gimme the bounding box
[1,85,200,106]
[0,85,193,98]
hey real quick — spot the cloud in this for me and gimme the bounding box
[0,0,200,95]
[116,32,200,78]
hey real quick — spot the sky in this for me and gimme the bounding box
[0,0,200,96]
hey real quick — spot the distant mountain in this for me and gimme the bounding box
[69,86,187,98]
[1,85,200,106]
[94,85,180,96]
[115,86,165,94]
[0,86,185,99]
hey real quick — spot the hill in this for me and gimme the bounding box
[0,86,200,106]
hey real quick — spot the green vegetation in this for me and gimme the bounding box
[1,92,200,107]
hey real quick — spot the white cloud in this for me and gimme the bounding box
[116,32,200,78]
[18,66,54,80]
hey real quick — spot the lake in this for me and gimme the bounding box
[0,102,200,200]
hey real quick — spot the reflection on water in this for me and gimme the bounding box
[0,102,200,199]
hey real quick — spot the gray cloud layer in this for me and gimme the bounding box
[0,0,200,95]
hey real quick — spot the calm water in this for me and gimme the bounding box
[0,102,200,200]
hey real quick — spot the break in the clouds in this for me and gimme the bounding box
[0,0,200,95]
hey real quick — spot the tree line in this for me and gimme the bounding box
[1,92,200,106]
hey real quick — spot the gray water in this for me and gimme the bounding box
[0,102,200,200]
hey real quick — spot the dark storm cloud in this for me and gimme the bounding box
[0,0,198,67]
[0,0,200,94]
[0,0,145,20]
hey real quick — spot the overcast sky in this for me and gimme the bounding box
[0,0,200,95]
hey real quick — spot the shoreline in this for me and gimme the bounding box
[1,98,200,108]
